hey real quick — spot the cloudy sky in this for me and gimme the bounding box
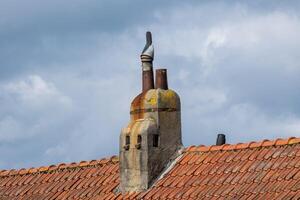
[1,0,300,169]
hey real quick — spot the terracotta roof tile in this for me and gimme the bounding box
[288,137,300,144]
[2,137,300,199]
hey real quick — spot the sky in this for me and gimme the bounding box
[1,0,300,169]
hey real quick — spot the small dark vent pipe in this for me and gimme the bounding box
[141,32,154,92]
[155,69,168,90]
[216,134,226,146]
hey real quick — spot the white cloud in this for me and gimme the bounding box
[143,3,300,145]
[0,75,73,143]
[4,75,71,107]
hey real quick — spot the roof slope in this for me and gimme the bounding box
[0,157,120,200]
[1,137,300,199]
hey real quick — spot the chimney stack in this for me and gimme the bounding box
[120,32,182,193]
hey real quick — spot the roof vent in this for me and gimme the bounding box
[216,134,226,146]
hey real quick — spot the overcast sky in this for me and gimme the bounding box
[1,0,300,169]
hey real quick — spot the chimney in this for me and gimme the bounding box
[120,32,182,193]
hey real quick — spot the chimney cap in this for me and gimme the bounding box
[141,31,154,59]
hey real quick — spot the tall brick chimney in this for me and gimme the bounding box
[119,32,182,192]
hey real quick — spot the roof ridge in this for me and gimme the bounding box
[185,136,300,152]
[0,155,119,177]
[2,137,300,177]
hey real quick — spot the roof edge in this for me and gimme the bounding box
[185,137,300,152]
[0,155,119,177]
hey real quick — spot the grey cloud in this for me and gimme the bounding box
[0,0,173,80]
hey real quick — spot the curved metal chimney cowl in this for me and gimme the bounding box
[141,31,154,92]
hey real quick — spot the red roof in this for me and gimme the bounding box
[1,137,300,199]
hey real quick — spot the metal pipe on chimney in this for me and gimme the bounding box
[141,32,154,92]
[155,69,168,90]
[142,64,154,92]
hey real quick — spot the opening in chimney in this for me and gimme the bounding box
[153,134,159,147]
[137,135,142,144]
[136,135,142,149]
[124,135,130,150]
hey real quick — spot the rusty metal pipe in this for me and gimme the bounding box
[141,32,154,92]
[155,69,168,90]
[142,68,154,92]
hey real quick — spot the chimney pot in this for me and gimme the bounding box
[142,70,154,92]
[155,69,168,90]
[216,134,226,145]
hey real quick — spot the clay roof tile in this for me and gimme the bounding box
[222,144,235,151]
[38,166,49,172]
[185,145,196,152]
[1,136,300,199]
[0,170,9,177]
[57,163,67,170]
[275,138,288,146]
[288,137,300,145]
[18,168,29,175]
[197,145,210,152]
